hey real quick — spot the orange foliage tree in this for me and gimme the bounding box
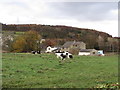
[12,30,41,52]
[44,39,57,47]
[12,36,26,52]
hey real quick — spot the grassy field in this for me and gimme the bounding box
[2,53,118,88]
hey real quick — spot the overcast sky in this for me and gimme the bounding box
[0,0,118,37]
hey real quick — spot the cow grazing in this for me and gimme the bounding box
[55,51,73,60]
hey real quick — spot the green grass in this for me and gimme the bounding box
[14,31,25,35]
[2,53,118,88]
[2,31,25,36]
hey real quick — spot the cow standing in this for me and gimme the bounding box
[55,51,73,60]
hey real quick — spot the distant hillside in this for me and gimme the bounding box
[2,24,119,52]
[2,24,112,38]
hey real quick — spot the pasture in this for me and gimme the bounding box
[2,53,118,88]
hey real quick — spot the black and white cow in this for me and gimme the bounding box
[55,51,73,60]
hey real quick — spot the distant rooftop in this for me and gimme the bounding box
[62,41,84,48]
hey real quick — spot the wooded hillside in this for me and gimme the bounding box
[2,24,119,52]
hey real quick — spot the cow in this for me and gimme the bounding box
[55,51,73,60]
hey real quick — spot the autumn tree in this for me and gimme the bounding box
[12,36,26,52]
[12,30,41,52]
[44,39,57,47]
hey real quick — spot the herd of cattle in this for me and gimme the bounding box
[31,50,73,60]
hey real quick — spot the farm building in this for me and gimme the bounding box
[45,46,60,53]
[61,41,86,54]
[78,49,98,56]
[98,50,105,56]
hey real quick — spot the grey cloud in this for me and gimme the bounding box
[47,2,118,21]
